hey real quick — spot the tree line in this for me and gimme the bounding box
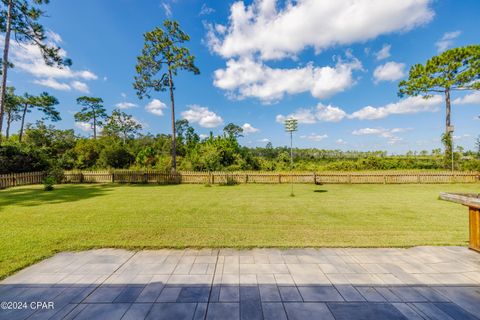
[0,2,479,175]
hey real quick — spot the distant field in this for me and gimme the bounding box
[0,183,477,279]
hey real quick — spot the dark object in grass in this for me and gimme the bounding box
[314,189,328,193]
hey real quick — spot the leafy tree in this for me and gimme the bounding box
[74,96,107,139]
[223,123,243,139]
[0,0,71,143]
[98,144,134,169]
[4,86,21,139]
[399,45,480,157]
[17,92,59,142]
[103,109,142,143]
[133,20,200,171]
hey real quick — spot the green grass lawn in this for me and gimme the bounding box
[0,183,478,279]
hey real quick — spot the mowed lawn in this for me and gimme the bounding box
[0,183,478,279]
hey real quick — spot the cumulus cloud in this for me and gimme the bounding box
[214,56,362,102]
[300,134,328,142]
[116,102,138,109]
[145,99,167,116]
[71,81,90,93]
[435,30,461,52]
[375,44,391,60]
[242,123,259,134]
[350,95,442,120]
[2,31,98,92]
[316,103,347,122]
[181,105,224,128]
[276,103,347,124]
[352,127,410,144]
[453,92,480,105]
[32,78,71,91]
[75,122,91,132]
[373,61,406,83]
[207,0,434,60]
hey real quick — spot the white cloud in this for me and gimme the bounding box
[199,134,209,139]
[352,127,410,144]
[435,30,461,52]
[300,134,328,142]
[276,103,347,124]
[71,81,89,93]
[315,103,347,122]
[453,92,480,105]
[276,108,316,124]
[75,122,91,132]
[373,61,406,83]
[181,105,224,128]
[2,32,98,91]
[375,44,391,60]
[116,102,138,109]
[258,138,270,143]
[145,99,167,116]
[207,0,434,60]
[200,3,214,15]
[32,78,71,91]
[350,95,442,120]
[242,123,259,134]
[214,56,362,102]
[336,139,347,145]
[161,2,172,17]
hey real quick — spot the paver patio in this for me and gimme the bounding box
[1,247,479,320]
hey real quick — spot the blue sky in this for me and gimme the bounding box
[5,0,480,153]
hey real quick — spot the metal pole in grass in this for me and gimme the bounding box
[284,118,298,197]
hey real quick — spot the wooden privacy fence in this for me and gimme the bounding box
[59,170,480,185]
[0,171,45,189]
[2,170,480,189]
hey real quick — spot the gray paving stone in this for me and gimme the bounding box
[392,303,424,320]
[328,302,406,320]
[411,303,455,320]
[259,284,281,302]
[114,285,144,303]
[192,302,207,320]
[262,302,287,320]
[219,285,240,302]
[375,287,402,302]
[356,286,387,302]
[146,302,197,320]
[122,303,153,320]
[334,284,366,302]
[278,286,303,302]
[434,302,479,320]
[389,287,428,302]
[297,286,344,302]
[73,303,130,320]
[157,286,182,302]
[136,282,166,302]
[284,302,334,320]
[206,303,240,320]
[240,286,262,320]
[83,285,125,303]
[178,286,211,302]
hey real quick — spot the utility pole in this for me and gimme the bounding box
[284,118,298,197]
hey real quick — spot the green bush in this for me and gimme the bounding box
[43,176,55,191]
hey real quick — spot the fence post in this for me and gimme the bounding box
[245,173,248,184]
[313,172,316,184]
[383,174,386,185]
[112,171,115,183]
[278,174,281,184]
[348,173,352,184]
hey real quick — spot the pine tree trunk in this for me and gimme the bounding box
[168,67,177,171]
[445,88,452,155]
[19,104,28,142]
[93,112,97,139]
[5,110,11,139]
[0,0,13,144]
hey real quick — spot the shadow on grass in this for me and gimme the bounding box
[314,189,328,193]
[0,184,114,210]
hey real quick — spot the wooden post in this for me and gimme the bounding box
[278,174,281,184]
[469,207,480,252]
[313,172,316,184]
[111,172,114,183]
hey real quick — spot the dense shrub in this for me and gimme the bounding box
[0,144,49,174]
[98,145,135,168]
